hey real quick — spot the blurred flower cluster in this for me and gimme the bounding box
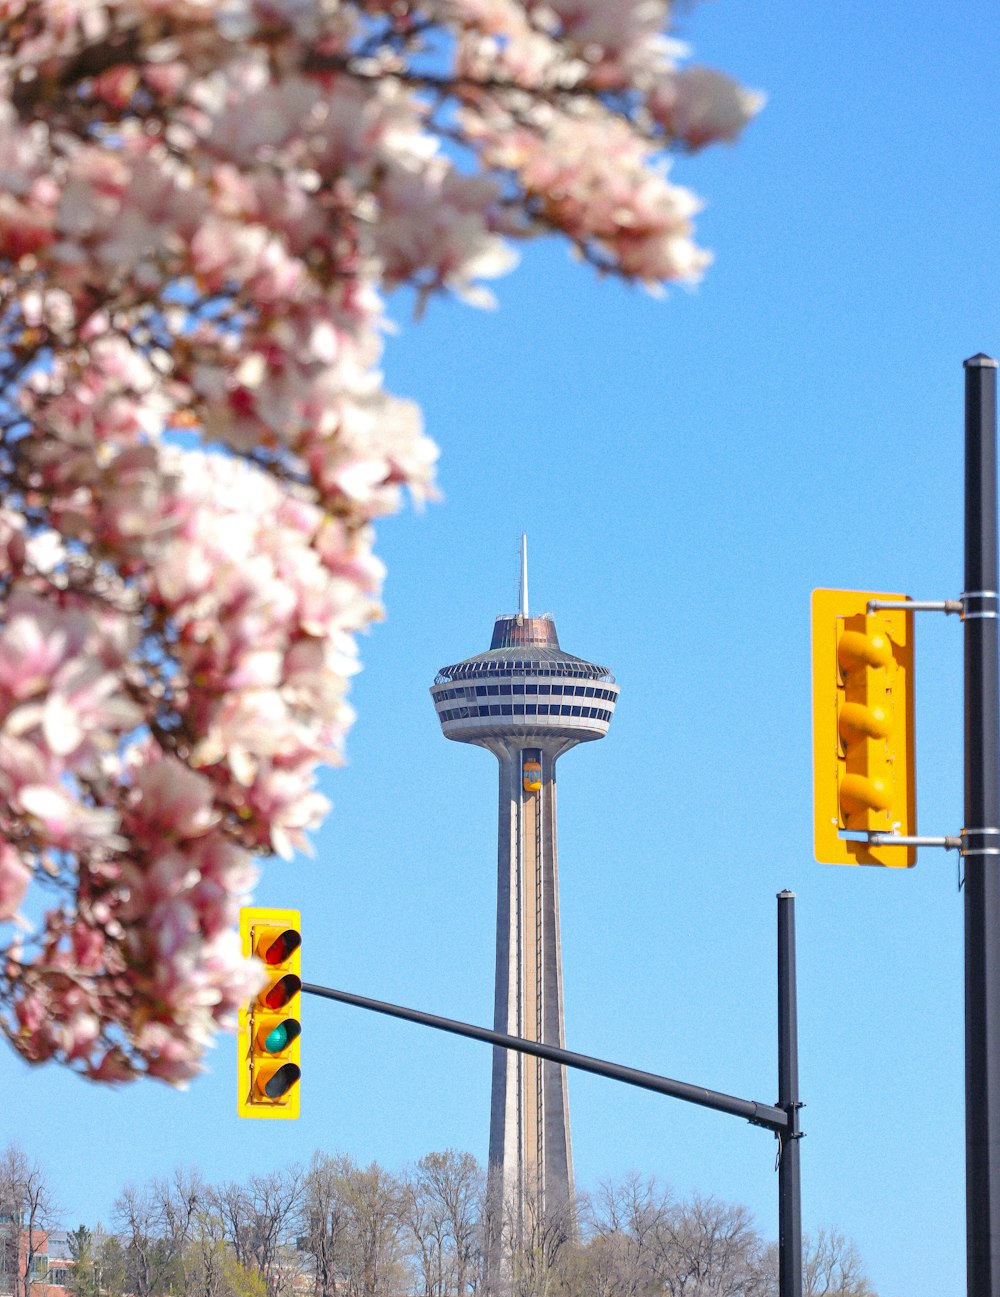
[0,0,759,1084]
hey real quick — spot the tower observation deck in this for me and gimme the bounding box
[430,539,619,1243]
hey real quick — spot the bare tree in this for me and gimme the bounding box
[650,1194,776,1297]
[478,1175,507,1297]
[154,1166,206,1296]
[585,1172,673,1297]
[555,1229,655,1297]
[184,1208,228,1297]
[341,1163,405,1297]
[564,1178,785,1297]
[181,1197,267,1297]
[403,1152,484,1297]
[804,1230,876,1297]
[0,1144,58,1297]
[113,1183,179,1297]
[212,1170,304,1297]
[503,1183,576,1297]
[402,1178,443,1297]
[298,1154,356,1297]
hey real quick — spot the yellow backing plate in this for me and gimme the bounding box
[811,589,916,867]
[237,907,301,1119]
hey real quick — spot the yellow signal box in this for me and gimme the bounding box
[238,907,301,1119]
[812,589,916,867]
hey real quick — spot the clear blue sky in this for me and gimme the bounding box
[8,4,999,1295]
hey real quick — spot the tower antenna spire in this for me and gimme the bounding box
[519,533,529,617]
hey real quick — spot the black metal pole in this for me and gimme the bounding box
[965,353,1000,1296]
[777,890,802,1297]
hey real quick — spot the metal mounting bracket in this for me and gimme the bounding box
[866,598,964,615]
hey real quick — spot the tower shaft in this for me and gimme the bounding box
[490,745,573,1232]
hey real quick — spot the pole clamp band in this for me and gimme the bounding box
[961,828,1000,856]
[961,591,1000,620]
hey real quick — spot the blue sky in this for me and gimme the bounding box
[8,3,1000,1295]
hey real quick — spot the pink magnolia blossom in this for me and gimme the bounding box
[0,844,32,922]
[0,0,758,1084]
[649,66,767,151]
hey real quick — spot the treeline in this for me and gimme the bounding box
[3,1144,875,1297]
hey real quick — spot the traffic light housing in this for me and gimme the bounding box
[812,589,916,867]
[238,907,301,1118]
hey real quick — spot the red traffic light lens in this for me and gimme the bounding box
[261,929,301,966]
[260,973,301,1011]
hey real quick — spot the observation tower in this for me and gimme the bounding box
[430,538,619,1236]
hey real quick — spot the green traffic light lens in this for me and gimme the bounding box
[264,1023,289,1053]
[261,1017,301,1054]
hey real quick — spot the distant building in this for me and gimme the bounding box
[0,1218,71,1297]
[431,538,618,1244]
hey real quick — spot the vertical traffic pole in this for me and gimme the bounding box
[964,352,1000,1295]
[777,889,802,1297]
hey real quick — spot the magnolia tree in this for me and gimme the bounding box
[0,0,760,1085]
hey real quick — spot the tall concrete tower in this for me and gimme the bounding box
[430,538,619,1236]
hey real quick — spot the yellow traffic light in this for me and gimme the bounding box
[812,589,916,867]
[238,907,301,1118]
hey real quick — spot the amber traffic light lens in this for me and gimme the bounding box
[262,1063,301,1099]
